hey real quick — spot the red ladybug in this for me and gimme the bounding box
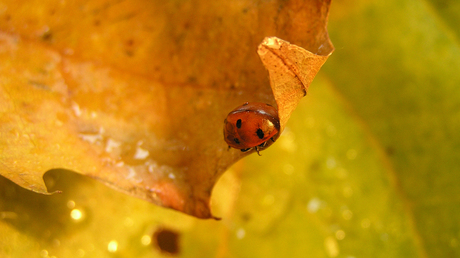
[224,102,280,155]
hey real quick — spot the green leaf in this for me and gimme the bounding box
[322,0,460,256]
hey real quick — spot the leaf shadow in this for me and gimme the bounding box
[0,169,94,242]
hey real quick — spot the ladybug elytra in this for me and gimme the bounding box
[223,102,280,155]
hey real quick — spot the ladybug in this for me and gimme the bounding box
[224,102,280,155]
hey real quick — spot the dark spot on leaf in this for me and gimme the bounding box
[153,228,180,255]
[309,160,321,171]
[236,119,242,128]
[386,146,395,156]
[256,128,264,139]
[42,31,53,41]
[126,39,134,47]
[182,21,191,29]
[241,212,251,222]
[187,76,197,83]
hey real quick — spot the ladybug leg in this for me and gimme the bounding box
[254,146,262,156]
[240,148,252,152]
[270,137,275,142]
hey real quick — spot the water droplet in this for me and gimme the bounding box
[307,198,322,213]
[283,164,294,175]
[134,146,149,160]
[335,230,346,240]
[326,158,336,169]
[67,200,76,209]
[40,249,49,258]
[124,217,134,227]
[0,211,17,219]
[105,138,121,153]
[361,218,371,229]
[148,163,155,173]
[71,102,81,117]
[450,238,458,248]
[107,240,118,253]
[76,249,85,257]
[324,236,339,257]
[141,235,151,246]
[236,228,246,239]
[337,168,348,179]
[79,127,105,144]
[52,239,60,247]
[64,48,75,55]
[380,233,389,241]
[342,186,353,198]
[342,209,353,220]
[279,128,297,152]
[125,167,138,181]
[70,209,83,221]
[79,133,103,144]
[346,149,357,160]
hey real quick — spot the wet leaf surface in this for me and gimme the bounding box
[0,0,332,218]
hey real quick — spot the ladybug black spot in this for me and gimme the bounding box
[233,138,240,144]
[256,129,264,139]
[236,119,242,129]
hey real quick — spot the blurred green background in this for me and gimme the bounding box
[1,0,460,257]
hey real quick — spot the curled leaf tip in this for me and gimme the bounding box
[258,37,333,132]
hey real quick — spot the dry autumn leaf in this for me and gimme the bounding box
[258,37,332,132]
[0,0,333,218]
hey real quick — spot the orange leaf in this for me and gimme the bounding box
[0,0,333,218]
